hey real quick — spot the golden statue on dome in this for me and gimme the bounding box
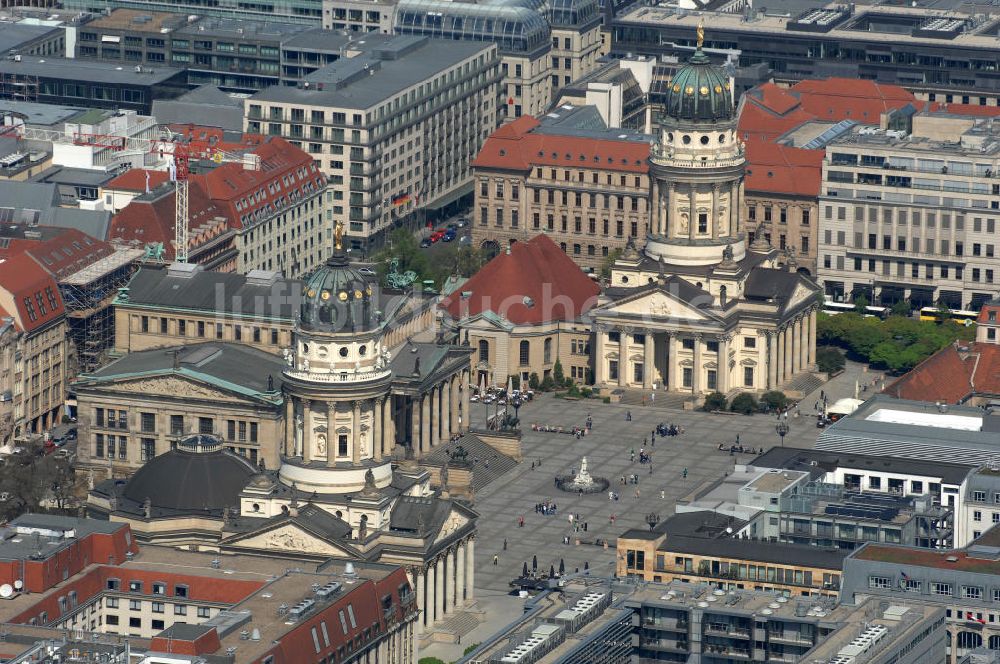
[697,19,704,48]
[334,220,344,250]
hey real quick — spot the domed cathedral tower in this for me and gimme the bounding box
[645,25,747,267]
[278,226,395,495]
[590,25,822,399]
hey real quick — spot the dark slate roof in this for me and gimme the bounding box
[120,264,302,321]
[224,502,353,543]
[390,342,472,389]
[604,274,712,306]
[80,342,285,402]
[389,496,450,535]
[750,446,975,486]
[152,86,246,132]
[657,511,848,569]
[156,623,217,641]
[744,268,805,303]
[123,446,257,513]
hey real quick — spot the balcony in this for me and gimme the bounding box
[642,618,688,632]
[767,632,814,646]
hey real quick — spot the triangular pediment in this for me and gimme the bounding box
[222,521,354,557]
[785,282,815,313]
[432,507,472,545]
[597,288,719,324]
[97,373,252,404]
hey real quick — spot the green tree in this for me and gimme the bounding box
[703,392,727,412]
[528,372,540,390]
[463,644,481,656]
[540,375,555,391]
[759,391,788,413]
[853,293,870,315]
[374,229,432,286]
[553,359,566,386]
[600,248,622,280]
[510,374,521,390]
[890,300,911,318]
[935,302,953,325]
[730,393,758,415]
[418,658,446,664]
[816,347,846,374]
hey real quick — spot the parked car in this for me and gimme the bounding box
[420,237,433,248]
[443,229,457,242]
[456,218,470,228]
[430,231,444,243]
[459,236,471,245]
[358,266,377,276]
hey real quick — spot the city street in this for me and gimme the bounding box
[470,391,825,594]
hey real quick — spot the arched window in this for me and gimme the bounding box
[720,285,727,305]
[478,340,489,363]
[544,337,553,364]
[519,340,530,366]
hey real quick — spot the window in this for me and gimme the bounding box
[478,340,489,363]
[519,340,529,366]
[974,490,987,502]
[869,476,881,490]
[106,597,119,608]
[743,366,754,387]
[140,438,155,461]
[175,585,188,598]
[107,578,121,591]
[152,602,165,613]
[544,338,553,364]
[743,336,756,349]
[128,581,143,593]
[868,576,891,589]
[931,582,953,596]
[975,510,983,522]
[198,417,213,434]
[197,607,211,619]
[170,415,183,436]
[174,604,187,616]
[964,586,983,600]
[903,579,921,592]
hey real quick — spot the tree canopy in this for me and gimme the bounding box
[817,312,973,374]
[372,229,485,289]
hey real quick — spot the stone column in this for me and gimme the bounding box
[730,180,739,237]
[798,316,808,374]
[688,185,697,240]
[768,331,778,389]
[382,394,396,456]
[784,324,793,382]
[808,308,818,368]
[776,328,785,386]
[444,549,454,615]
[666,182,676,238]
[327,401,337,467]
[352,400,361,463]
[718,335,729,393]
[284,398,294,457]
[667,333,677,391]
[450,375,460,436]
[466,537,475,601]
[692,334,703,394]
[374,398,384,461]
[462,369,470,432]
[651,178,661,236]
[711,184,719,240]
[441,382,451,442]
[420,395,430,454]
[410,399,420,453]
[456,541,466,605]
[302,403,313,464]
[594,328,606,385]
[415,570,425,633]
[618,328,628,387]
[434,555,444,622]
[425,561,436,626]
[642,332,654,389]
[429,386,438,448]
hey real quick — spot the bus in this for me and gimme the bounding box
[919,307,979,326]
[823,300,888,318]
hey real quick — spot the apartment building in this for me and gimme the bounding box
[618,511,848,597]
[0,253,67,439]
[817,112,1000,310]
[322,0,396,33]
[61,0,323,25]
[471,108,650,271]
[246,35,501,251]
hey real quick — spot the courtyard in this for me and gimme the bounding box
[469,392,826,594]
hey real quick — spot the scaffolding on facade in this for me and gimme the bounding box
[61,248,144,375]
[0,71,38,104]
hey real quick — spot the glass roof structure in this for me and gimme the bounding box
[396,0,552,56]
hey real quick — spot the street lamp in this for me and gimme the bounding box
[775,419,789,448]
[511,395,523,428]
[646,512,660,531]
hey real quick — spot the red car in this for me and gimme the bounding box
[430,231,444,242]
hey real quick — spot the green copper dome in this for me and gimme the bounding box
[299,250,377,332]
[664,49,734,122]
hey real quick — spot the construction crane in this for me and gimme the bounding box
[72,129,260,263]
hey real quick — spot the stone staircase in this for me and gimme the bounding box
[423,433,518,492]
[438,611,480,638]
[618,389,695,410]
[782,373,826,399]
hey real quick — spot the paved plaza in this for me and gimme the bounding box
[469,391,825,594]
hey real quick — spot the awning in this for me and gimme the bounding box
[423,183,471,210]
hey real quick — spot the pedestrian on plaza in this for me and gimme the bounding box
[660,490,665,499]
[531,461,535,470]
[493,554,499,566]
[626,410,631,421]
[503,538,508,550]
[682,468,688,478]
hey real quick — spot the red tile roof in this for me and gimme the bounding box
[440,234,600,325]
[104,169,170,193]
[977,303,1000,325]
[9,228,115,281]
[927,102,1000,118]
[0,253,64,333]
[791,78,917,123]
[744,139,823,197]
[473,115,650,174]
[883,342,1000,403]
